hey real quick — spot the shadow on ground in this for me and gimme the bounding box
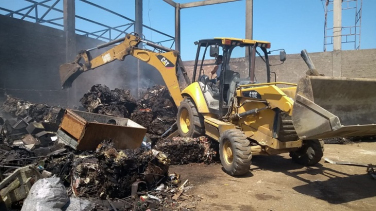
[251,155,376,204]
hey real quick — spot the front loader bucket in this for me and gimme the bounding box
[59,63,84,89]
[292,76,376,140]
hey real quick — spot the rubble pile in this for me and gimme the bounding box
[155,136,218,165]
[43,150,74,185]
[0,139,200,210]
[0,146,35,179]
[2,95,64,123]
[0,93,214,210]
[131,85,177,137]
[71,140,169,199]
[80,84,137,118]
[0,96,64,157]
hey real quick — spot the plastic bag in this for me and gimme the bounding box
[21,178,68,211]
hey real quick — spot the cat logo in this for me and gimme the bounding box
[249,91,258,99]
[161,57,170,66]
[242,90,261,99]
[157,55,175,68]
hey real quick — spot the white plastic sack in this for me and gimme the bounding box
[21,177,68,211]
[63,197,93,211]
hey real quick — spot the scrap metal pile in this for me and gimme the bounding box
[0,86,216,210]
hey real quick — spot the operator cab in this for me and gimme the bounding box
[193,37,272,117]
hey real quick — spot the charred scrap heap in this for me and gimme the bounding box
[0,84,217,210]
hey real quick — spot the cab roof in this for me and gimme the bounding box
[196,37,271,48]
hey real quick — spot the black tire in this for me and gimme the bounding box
[290,140,324,166]
[219,129,252,176]
[177,98,205,137]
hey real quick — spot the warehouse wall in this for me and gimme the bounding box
[0,15,171,107]
[183,49,376,84]
[0,15,163,107]
[1,15,376,107]
[0,15,107,106]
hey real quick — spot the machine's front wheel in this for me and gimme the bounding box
[219,129,252,176]
[177,98,205,137]
[290,140,324,166]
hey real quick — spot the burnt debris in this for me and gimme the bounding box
[71,140,169,199]
[80,84,177,139]
[0,90,215,210]
[80,84,137,118]
[133,85,177,136]
[155,136,218,165]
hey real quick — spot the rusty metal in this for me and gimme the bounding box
[59,109,146,150]
[292,76,376,139]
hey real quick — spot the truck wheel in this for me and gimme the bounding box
[219,129,252,176]
[177,98,205,137]
[290,140,324,166]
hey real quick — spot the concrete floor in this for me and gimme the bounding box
[170,142,376,211]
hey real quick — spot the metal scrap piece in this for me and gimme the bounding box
[367,165,376,179]
[324,157,370,167]
[172,179,189,201]
[325,157,376,180]
[131,180,147,198]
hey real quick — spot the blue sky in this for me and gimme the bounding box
[1,0,375,60]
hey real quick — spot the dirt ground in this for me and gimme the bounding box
[170,142,376,211]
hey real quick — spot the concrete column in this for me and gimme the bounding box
[135,0,143,97]
[135,0,143,36]
[332,51,342,77]
[245,0,253,40]
[63,0,75,62]
[333,0,342,51]
[245,0,253,75]
[64,0,76,107]
[175,3,181,53]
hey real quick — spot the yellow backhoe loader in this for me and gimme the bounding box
[60,33,376,176]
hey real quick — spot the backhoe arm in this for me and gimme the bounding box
[59,34,190,107]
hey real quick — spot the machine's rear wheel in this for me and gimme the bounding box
[177,98,204,137]
[290,140,324,166]
[219,129,252,176]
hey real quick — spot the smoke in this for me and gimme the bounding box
[67,45,166,108]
